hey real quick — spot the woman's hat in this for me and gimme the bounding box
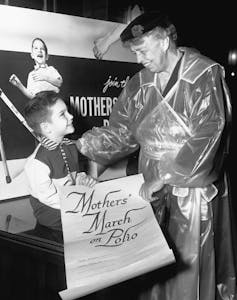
[120,11,173,43]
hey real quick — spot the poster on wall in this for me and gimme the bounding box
[0,5,142,199]
[59,174,175,300]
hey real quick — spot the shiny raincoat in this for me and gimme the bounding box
[78,47,236,300]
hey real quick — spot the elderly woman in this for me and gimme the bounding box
[77,11,236,300]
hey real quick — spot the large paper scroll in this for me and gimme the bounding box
[59,174,175,300]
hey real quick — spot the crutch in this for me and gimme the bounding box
[0,108,11,183]
[0,88,39,183]
[0,88,38,140]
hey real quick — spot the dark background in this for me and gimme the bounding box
[0,3,235,299]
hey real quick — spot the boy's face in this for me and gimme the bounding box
[45,99,74,141]
[31,39,48,66]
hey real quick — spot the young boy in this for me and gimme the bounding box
[9,37,62,99]
[24,91,96,233]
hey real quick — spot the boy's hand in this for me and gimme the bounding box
[9,74,22,87]
[76,172,98,188]
[93,35,110,60]
[32,72,48,82]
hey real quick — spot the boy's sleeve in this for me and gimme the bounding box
[26,72,35,97]
[24,158,61,209]
[49,66,63,82]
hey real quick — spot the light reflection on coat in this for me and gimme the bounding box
[77,47,236,300]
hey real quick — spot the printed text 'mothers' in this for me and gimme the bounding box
[70,96,117,117]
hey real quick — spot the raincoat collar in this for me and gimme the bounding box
[179,47,221,84]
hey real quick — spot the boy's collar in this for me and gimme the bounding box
[40,136,74,150]
[34,64,48,71]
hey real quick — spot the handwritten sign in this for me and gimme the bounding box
[59,174,175,300]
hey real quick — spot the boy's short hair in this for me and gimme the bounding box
[24,91,59,135]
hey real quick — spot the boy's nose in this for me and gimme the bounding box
[68,112,73,120]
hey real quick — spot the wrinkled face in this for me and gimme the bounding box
[46,99,74,140]
[130,35,168,73]
[31,39,48,66]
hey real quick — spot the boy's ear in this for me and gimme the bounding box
[40,122,51,135]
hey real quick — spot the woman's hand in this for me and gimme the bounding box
[139,179,165,202]
[76,172,98,188]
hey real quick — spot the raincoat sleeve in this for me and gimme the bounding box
[76,78,139,166]
[159,65,231,187]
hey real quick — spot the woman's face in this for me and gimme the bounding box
[130,35,168,73]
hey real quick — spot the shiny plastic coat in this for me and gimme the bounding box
[77,47,236,300]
